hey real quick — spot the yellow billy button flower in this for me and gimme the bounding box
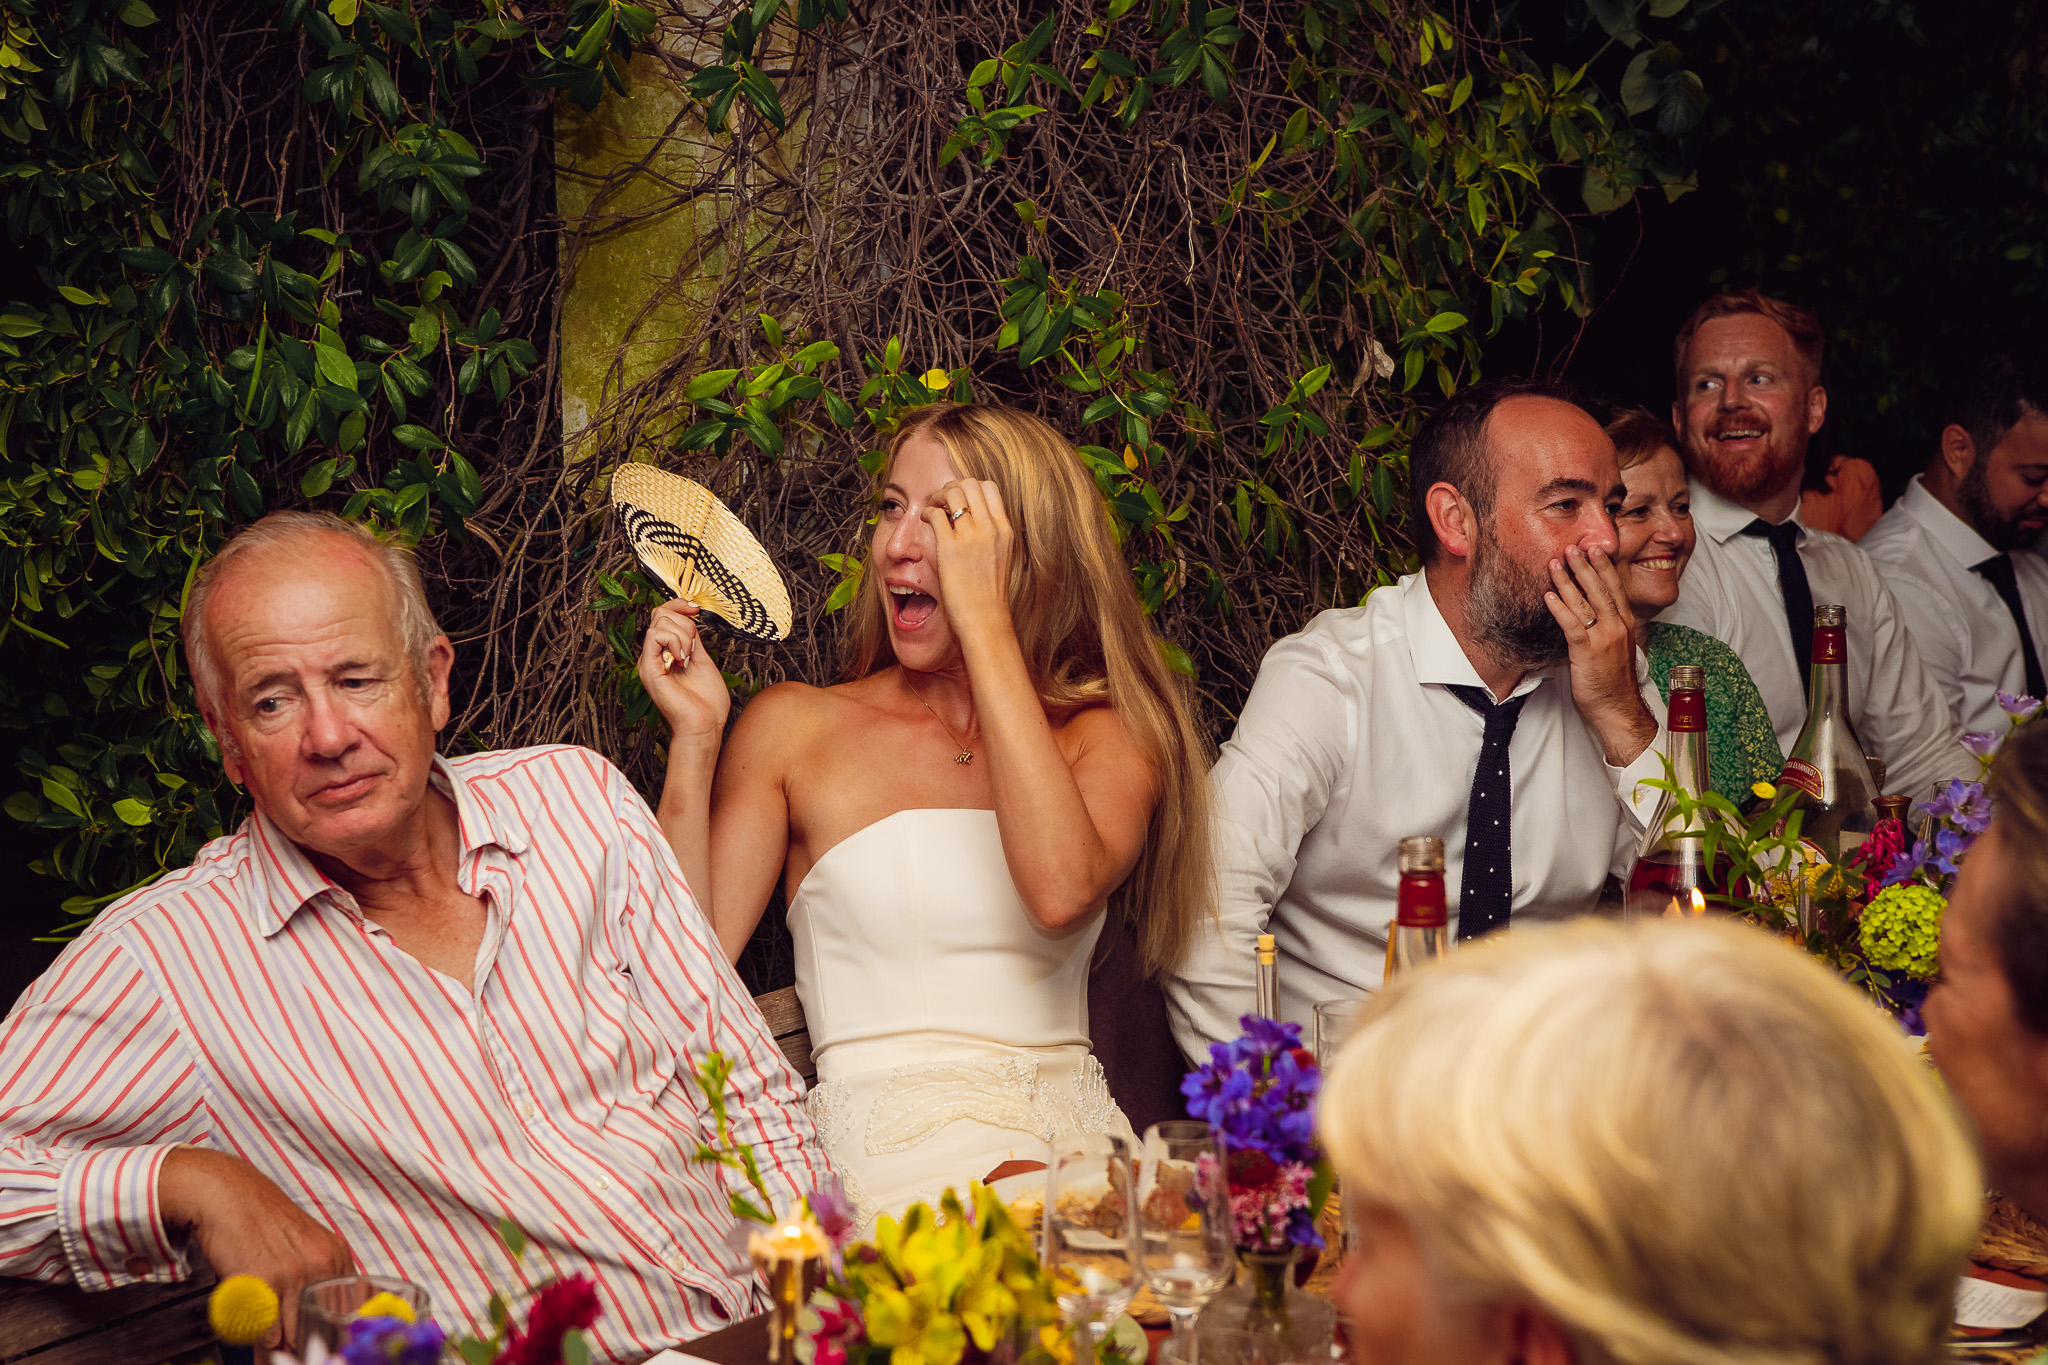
[208,1274,279,1346]
[1751,781,1777,801]
[921,368,950,391]
[356,1290,417,1322]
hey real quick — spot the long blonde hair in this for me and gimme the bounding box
[841,402,1215,978]
[1320,918,1983,1365]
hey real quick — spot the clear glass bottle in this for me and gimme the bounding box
[1253,932,1278,1019]
[1384,835,1449,978]
[1777,604,1879,866]
[1624,665,1735,917]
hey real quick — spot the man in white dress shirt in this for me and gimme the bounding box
[1167,378,1664,1058]
[1863,354,2048,734]
[1654,288,1966,796]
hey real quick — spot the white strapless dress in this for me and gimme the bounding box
[790,809,1134,1227]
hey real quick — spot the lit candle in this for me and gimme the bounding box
[749,1222,826,1365]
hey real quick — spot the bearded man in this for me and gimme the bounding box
[1864,353,2048,734]
[1168,377,1664,1059]
[1655,289,1967,797]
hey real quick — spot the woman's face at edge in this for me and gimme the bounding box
[1615,447,1695,619]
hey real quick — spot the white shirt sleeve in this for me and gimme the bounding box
[1166,633,1357,1064]
[1852,568,1971,796]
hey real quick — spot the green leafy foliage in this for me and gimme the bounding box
[0,0,631,929]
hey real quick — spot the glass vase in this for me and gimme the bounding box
[1195,1248,1335,1363]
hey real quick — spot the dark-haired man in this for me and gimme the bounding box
[1167,378,1663,1058]
[1656,289,1966,795]
[1864,354,2048,733]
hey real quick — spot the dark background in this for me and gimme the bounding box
[7,0,2047,1008]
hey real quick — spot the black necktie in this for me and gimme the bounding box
[1741,519,1814,688]
[1973,553,2047,702]
[1446,685,1529,941]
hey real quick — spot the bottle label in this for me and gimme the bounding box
[1954,1268,2048,1331]
[1777,757,1825,801]
[1396,874,1448,928]
[1812,625,1846,666]
[1666,687,1706,731]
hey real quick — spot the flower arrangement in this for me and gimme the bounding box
[217,1219,601,1365]
[796,1184,1068,1365]
[1645,690,2040,1030]
[1180,1015,1329,1254]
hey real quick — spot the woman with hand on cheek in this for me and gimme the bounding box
[639,403,1213,1226]
[1606,407,1785,804]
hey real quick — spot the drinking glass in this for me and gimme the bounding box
[1160,1327,1257,1365]
[1043,1132,1139,1365]
[299,1274,431,1364]
[1136,1121,1235,1364]
[1311,998,1365,1067]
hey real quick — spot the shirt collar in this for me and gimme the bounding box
[244,755,528,938]
[1897,473,1997,570]
[1688,479,1806,547]
[1405,569,1550,702]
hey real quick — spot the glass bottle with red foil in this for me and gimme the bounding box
[1776,604,1878,865]
[1624,665,1735,916]
[1384,835,1449,978]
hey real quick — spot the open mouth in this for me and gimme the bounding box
[1632,556,1680,571]
[1711,426,1767,443]
[889,584,938,629]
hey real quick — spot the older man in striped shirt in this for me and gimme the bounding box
[0,512,827,1361]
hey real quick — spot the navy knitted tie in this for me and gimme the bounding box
[1740,519,1814,688]
[1446,685,1529,941]
[1973,553,2048,701]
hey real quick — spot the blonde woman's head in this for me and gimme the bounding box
[1319,917,1981,1365]
[841,402,1214,977]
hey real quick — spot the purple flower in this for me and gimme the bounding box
[341,1317,446,1365]
[808,1179,857,1248]
[1962,731,2002,759]
[1998,690,2043,721]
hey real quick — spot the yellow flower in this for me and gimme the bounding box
[1805,860,1850,898]
[356,1290,416,1322]
[208,1274,279,1346]
[921,368,950,391]
[1751,781,1777,800]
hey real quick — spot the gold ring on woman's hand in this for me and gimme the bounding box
[947,507,968,524]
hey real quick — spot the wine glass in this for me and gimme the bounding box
[1136,1121,1236,1364]
[1311,998,1364,1067]
[1044,1132,1140,1365]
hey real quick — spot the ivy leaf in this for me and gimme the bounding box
[1423,311,1467,334]
[392,424,446,450]
[685,369,739,401]
[112,798,153,826]
[39,779,81,818]
[301,457,339,498]
[229,464,264,519]
[313,327,357,389]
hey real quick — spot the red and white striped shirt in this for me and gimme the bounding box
[0,746,827,1363]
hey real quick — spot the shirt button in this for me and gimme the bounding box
[522,1104,537,1120]
[598,1177,611,1191]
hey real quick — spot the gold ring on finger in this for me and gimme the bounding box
[947,507,968,524]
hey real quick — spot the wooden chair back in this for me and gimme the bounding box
[753,985,814,1085]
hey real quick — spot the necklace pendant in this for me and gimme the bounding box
[954,750,974,765]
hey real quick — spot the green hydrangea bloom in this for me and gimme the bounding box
[1859,884,1948,980]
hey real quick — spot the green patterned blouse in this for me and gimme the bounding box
[1643,621,1787,806]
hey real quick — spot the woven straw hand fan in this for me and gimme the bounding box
[609,464,793,642]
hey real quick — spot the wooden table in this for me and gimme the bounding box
[0,1265,217,1365]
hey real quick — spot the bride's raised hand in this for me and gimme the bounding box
[922,478,1016,641]
[637,599,732,745]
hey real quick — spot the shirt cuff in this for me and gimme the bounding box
[1607,732,1667,826]
[55,1144,189,1289]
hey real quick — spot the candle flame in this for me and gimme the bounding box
[1690,888,1706,916]
[1662,895,1683,919]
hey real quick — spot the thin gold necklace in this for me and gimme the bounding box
[906,678,977,764]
